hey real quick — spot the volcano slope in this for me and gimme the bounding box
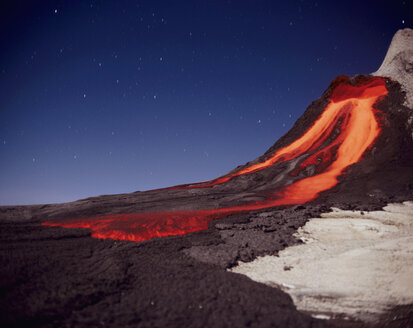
[1,29,413,327]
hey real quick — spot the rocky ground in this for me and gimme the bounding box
[1,201,413,327]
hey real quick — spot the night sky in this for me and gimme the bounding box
[0,1,410,205]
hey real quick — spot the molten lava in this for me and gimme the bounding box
[43,76,388,242]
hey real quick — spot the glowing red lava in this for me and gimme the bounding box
[43,77,388,242]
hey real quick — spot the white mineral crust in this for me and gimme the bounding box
[230,202,413,321]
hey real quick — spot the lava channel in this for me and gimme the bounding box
[43,76,388,242]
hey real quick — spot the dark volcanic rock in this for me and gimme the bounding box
[184,207,314,268]
[0,218,328,328]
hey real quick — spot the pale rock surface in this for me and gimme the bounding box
[230,202,413,322]
[372,28,413,109]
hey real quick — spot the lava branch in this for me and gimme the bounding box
[43,77,388,242]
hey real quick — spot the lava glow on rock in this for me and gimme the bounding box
[43,76,388,242]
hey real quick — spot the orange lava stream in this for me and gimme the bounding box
[43,77,388,242]
[169,78,387,189]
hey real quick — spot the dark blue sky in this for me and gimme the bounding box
[0,1,410,205]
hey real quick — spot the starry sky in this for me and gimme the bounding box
[0,1,410,205]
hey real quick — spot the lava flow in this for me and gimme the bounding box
[43,76,388,242]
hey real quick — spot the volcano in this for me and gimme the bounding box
[1,29,413,327]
